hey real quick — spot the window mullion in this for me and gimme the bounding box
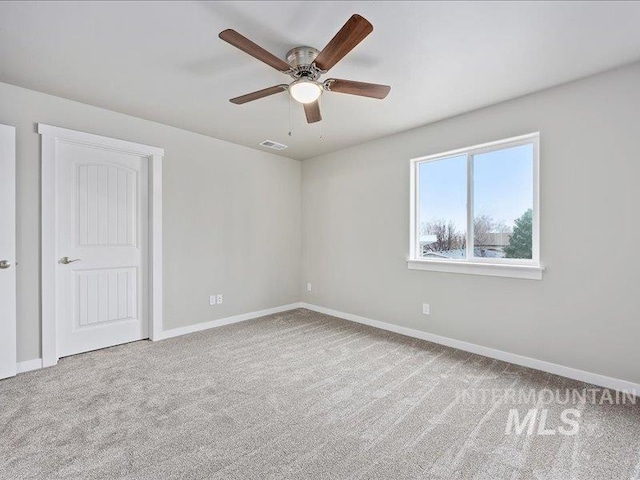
[413,161,420,259]
[466,153,474,260]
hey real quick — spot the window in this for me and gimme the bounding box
[409,133,542,279]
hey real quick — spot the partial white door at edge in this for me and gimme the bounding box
[0,124,17,379]
[56,141,149,357]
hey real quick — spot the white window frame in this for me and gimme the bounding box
[408,132,544,280]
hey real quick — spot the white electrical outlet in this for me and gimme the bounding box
[422,303,430,315]
[209,295,216,306]
[307,283,312,292]
[217,294,223,304]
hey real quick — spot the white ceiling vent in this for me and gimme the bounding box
[259,139,288,151]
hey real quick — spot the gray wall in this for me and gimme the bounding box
[0,82,302,362]
[302,62,640,384]
[4,62,639,383]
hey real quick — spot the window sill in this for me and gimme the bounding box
[407,258,545,280]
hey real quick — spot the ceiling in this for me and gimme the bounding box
[1,1,640,160]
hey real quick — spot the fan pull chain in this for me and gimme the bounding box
[319,99,323,139]
[288,96,293,137]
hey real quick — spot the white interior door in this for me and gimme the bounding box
[56,141,149,357]
[0,124,17,379]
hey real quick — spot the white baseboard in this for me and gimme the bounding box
[16,302,639,396]
[156,303,304,340]
[14,303,305,374]
[300,303,640,395]
[17,358,43,374]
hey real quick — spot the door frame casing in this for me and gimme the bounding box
[0,124,17,379]
[39,124,164,367]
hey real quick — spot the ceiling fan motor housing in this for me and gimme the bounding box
[286,46,323,80]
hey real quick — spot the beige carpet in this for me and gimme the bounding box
[1,308,639,479]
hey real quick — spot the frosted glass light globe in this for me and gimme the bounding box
[289,79,322,104]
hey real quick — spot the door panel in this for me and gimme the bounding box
[76,268,137,326]
[0,124,16,379]
[77,164,137,247]
[56,142,148,357]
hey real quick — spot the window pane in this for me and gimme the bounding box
[418,155,467,259]
[472,144,533,259]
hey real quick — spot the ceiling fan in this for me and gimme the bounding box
[219,14,390,124]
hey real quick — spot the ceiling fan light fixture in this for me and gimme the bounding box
[289,79,322,104]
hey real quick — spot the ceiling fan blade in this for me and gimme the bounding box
[303,100,322,123]
[230,85,288,105]
[325,79,390,99]
[219,29,291,72]
[314,14,373,72]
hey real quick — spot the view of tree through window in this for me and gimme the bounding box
[473,144,533,259]
[416,137,536,263]
[418,155,467,259]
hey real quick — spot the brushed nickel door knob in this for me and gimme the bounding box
[0,260,11,269]
[59,257,81,265]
